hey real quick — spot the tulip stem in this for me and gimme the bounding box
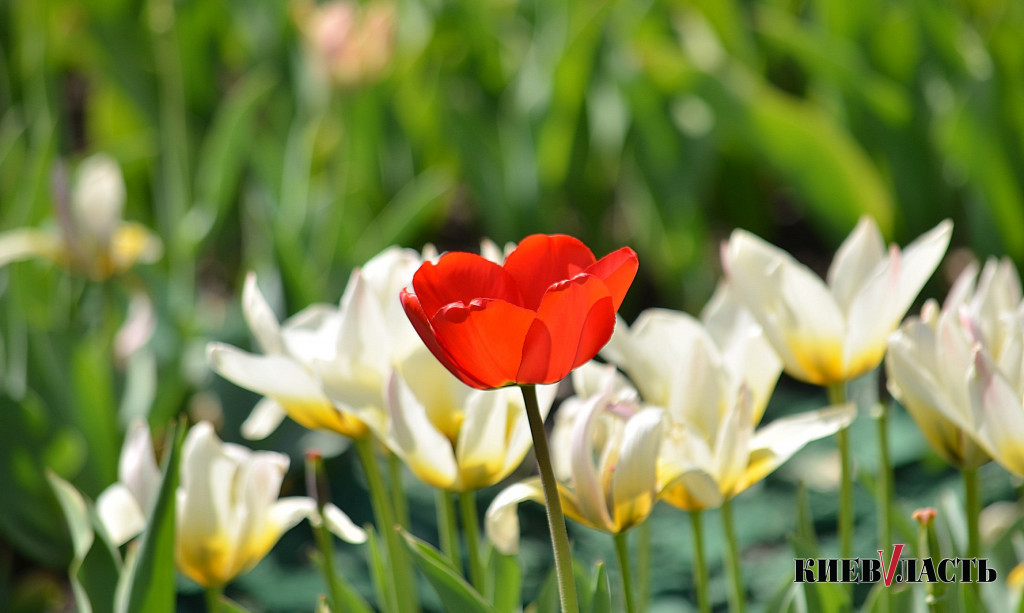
[354,437,418,613]
[876,402,893,613]
[459,491,486,593]
[963,467,981,560]
[828,383,853,561]
[521,384,579,613]
[614,532,637,613]
[435,490,462,571]
[637,520,651,612]
[204,585,223,613]
[721,498,746,613]
[690,510,711,613]
[305,453,347,612]
[389,454,411,529]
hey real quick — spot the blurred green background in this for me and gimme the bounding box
[2,0,1024,610]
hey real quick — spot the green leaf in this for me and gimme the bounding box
[486,545,522,613]
[398,528,494,613]
[47,471,121,613]
[218,594,253,613]
[364,527,395,613]
[118,422,184,613]
[589,562,611,613]
[191,68,277,250]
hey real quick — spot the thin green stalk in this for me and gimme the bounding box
[435,490,462,571]
[521,384,579,613]
[389,453,411,529]
[306,453,346,611]
[459,491,486,593]
[614,532,637,613]
[915,511,942,613]
[637,520,651,612]
[205,585,223,613]
[963,467,981,561]
[876,402,893,613]
[690,511,711,613]
[721,499,746,613]
[828,383,853,561]
[963,465,982,613]
[354,437,418,613]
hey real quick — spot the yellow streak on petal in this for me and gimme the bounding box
[658,480,715,513]
[788,335,847,386]
[177,531,234,588]
[279,398,369,439]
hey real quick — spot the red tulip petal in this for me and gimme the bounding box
[516,320,552,383]
[400,289,490,388]
[532,275,615,382]
[430,298,538,389]
[413,252,523,317]
[571,293,616,370]
[584,247,639,311]
[503,235,597,310]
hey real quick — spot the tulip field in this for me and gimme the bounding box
[4,0,1024,612]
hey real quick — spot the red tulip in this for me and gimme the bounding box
[400,234,638,389]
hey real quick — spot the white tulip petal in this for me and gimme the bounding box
[96,483,147,546]
[386,370,458,489]
[280,304,342,363]
[241,398,289,440]
[892,220,954,320]
[321,502,367,544]
[569,394,614,529]
[711,387,754,492]
[72,153,126,241]
[968,348,1024,475]
[0,229,63,267]
[456,389,512,488]
[207,343,326,403]
[502,383,557,475]
[827,217,886,312]
[749,403,856,467]
[178,422,237,551]
[660,468,724,510]
[609,408,664,523]
[119,419,160,514]
[484,479,546,555]
[336,270,392,375]
[726,229,845,384]
[242,273,285,355]
[701,282,782,422]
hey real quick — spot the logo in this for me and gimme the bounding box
[795,545,997,585]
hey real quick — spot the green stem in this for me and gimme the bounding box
[521,384,579,613]
[435,490,462,571]
[963,467,980,560]
[876,402,893,613]
[828,383,853,561]
[721,499,746,613]
[204,585,223,613]
[305,453,345,610]
[355,437,418,613]
[389,453,411,530]
[614,532,637,613]
[690,511,711,613]
[963,466,982,609]
[459,491,486,593]
[637,520,651,612]
[916,517,942,613]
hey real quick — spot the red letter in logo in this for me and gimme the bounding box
[877,544,906,587]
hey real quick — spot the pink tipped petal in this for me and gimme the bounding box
[429,298,538,388]
[503,234,598,309]
[583,247,639,311]
[412,253,523,317]
[400,289,488,388]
